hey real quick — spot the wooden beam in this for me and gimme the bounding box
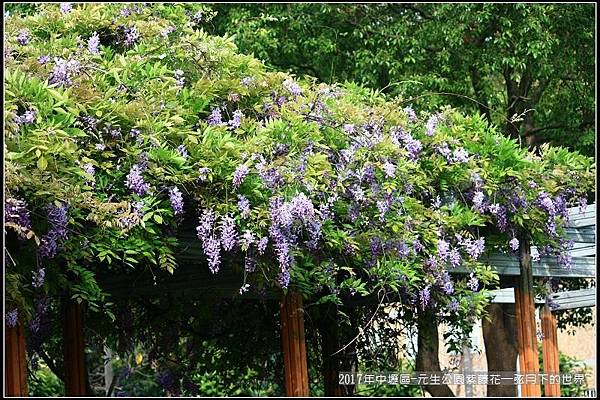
[280,292,309,396]
[5,323,28,396]
[541,305,561,397]
[514,235,541,397]
[63,299,87,396]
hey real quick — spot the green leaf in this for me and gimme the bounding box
[37,156,48,171]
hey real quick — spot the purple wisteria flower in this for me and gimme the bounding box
[168,187,184,215]
[382,162,396,178]
[419,287,431,310]
[437,239,450,261]
[578,197,588,213]
[241,76,254,87]
[425,113,442,136]
[220,216,237,251]
[237,195,251,218]
[239,230,255,251]
[546,297,560,311]
[196,209,215,241]
[472,191,486,213]
[278,269,291,289]
[161,25,175,38]
[197,167,210,182]
[191,10,204,24]
[438,271,454,295]
[123,26,140,47]
[449,249,461,268]
[448,298,459,312]
[83,163,95,186]
[207,107,223,126]
[244,255,256,273]
[466,273,479,292]
[88,32,101,55]
[257,236,268,255]
[48,57,81,87]
[343,124,355,135]
[509,237,519,252]
[120,7,132,17]
[239,283,251,294]
[125,164,150,195]
[60,3,72,14]
[471,172,483,188]
[16,29,30,45]
[232,164,250,189]
[5,309,18,328]
[557,252,572,270]
[5,197,32,237]
[108,126,122,139]
[537,192,556,215]
[228,110,243,129]
[119,199,145,229]
[174,69,185,87]
[432,195,442,209]
[95,143,106,151]
[176,144,188,159]
[204,235,221,273]
[395,130,422,161]
[436,142,452,161]
[16,110,36,125]
[38,203,69,259]
[452,147,469,163]
[413,237,425,253]
[488,203,508,231]
[404,106,417,123]
[32,268,45,288]
[38,54,51,64]
[462,237,485,260]
[283,79,302,97]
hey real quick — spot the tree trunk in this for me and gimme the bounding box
[416,311,455,397]
[339,305,360,396]
[482,303,518,397]
[318,302,344,396]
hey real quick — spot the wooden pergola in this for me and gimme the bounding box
[5,205,595,397]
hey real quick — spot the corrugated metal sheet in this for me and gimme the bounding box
[487,288,595,311]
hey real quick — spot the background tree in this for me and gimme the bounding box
[209,3,595,155]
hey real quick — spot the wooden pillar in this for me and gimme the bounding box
[6,323,28,396]
[514,235,541,397]
[63,299,87,396]
[541,304,561,397]
[280,291,309,396]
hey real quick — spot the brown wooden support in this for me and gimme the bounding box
[63,299,87,396]
[541,304,561,397]
[6,323,28,396]
[514,235,541,397]
[280,291,309,396]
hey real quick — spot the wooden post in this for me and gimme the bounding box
[541,304,561,397]
[63,299,87,396]
[6,323,28,396]
[280,291,309,396]
[514,235,541,397]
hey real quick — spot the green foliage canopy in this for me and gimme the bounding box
[4,3,595,346]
